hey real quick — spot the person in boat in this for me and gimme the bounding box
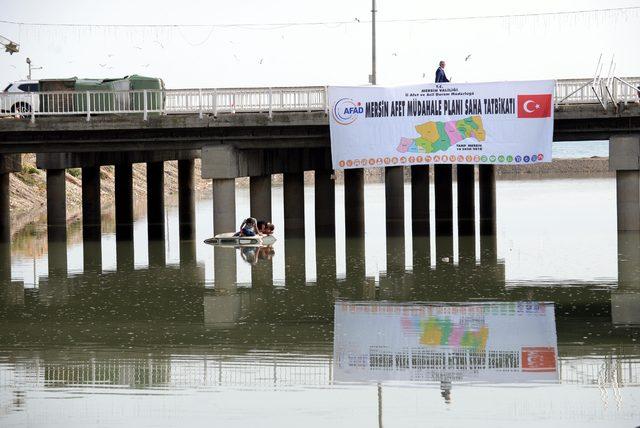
[238,217,259,237]
[257,220,275,236]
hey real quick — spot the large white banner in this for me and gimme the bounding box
[328,80,554,169]
[334,301,558,383]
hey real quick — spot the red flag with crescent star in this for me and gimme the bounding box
[517,94,552,118]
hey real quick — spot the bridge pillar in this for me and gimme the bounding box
[0,173,10,245]
[610,135,640,231]
[213,178,236,234]
[314,170,335,238]
[283,172,305,239]
[479,165,497,236]
[147,161,165,241]
[434,165,453,237]
[115,163,134,241]
[178,159,196,240]
[81,166,101,241]
[0,154,20,245]
[411,165,429,236]
[250,175,272,222]
[47,169,67,243]
[344,168,365,239]
[81,166,102,273]
[385,166,405,238]
[457,164,476,237]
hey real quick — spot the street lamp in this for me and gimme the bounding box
[26,57,42,80]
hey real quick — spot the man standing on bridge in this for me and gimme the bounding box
[435,60,450,83]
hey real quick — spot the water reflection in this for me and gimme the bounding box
[1,179,640,425]
[333,301,559,385]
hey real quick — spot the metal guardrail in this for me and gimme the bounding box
[0,78,638,123]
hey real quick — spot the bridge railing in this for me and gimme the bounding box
[1,79,638,122]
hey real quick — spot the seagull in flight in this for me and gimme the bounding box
[465,54,472,61]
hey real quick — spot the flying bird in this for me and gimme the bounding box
[258,58,263,64]
[107,54,115,57]
[99,64,106,67]
[133,46,142,50]
[141,64,150,68]
[465,54,472,61]
[354,17,360,22]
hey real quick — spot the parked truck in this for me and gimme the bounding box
[1,75,164,115]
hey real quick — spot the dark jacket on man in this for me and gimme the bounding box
[435,67,449,83]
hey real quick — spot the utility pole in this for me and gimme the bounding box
[370,0,377,85]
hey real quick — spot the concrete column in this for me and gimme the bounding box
[385,166,405,238]
[0,242,10,284]
[616,171,640,231]
[283,172,305,239]
[457,164,475,237]
[46,169,67,243]
[479,165,497,236]
[146,161,165,241]
[250,175,272,221]
[178,159,196,240]
[47,240,68,279]
[0,173,10,245]
[81,166,101,242]
[612,232,640,325]
[213,178,236,234]
[410,165,429,237]
[345,238,366,295]
[116,240,135,272]
[314,170,335,238]
[344,168,365,239]
[434,165,453,237]
[148,239,166,268]
[285,238,306,287]
[115,163,134,241]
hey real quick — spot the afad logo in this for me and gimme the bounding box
[332,98,364,125]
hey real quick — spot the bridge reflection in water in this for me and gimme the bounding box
[1,232,639,401]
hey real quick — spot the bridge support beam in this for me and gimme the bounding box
[0,154,21,245]
[610,135,640,231]
[47,169,67,243]
[344,168,365,239]
[81,166,102,272]
[479,165,497,236]
[457,164,475,237]
[314,170,335,238]
[385,166,405,238]
[147,161,165,241]
[283,172,305,239]
[178,159,196,241]
[0,173,10,245]
[115,163,134,242]
[434,165,453,237]
[411,165,429,237]
[250,175,272,222]
[212,178,237,289]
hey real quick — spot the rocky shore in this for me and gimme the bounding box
[8,155,611,236]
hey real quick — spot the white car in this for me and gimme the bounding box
[1,80,39,115]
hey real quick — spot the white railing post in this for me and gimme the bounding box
[268,88,273,119]
[86,91,91,122]
[232,93,236,114]
[307,90,311,112]
[30,93,36,123]
[324,86,328,114]
[198,88,203,119]
[213,89,217,117]
[143,90,148,121]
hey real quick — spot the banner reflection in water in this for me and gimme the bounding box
[334,301,558,383]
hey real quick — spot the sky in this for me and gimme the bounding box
[1,0,639,88]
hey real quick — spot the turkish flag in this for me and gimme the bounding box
[517,94,552,118]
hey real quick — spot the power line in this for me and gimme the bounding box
[0,6,638,29]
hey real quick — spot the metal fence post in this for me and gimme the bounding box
[86,91,91,122]
[198,88,203,119]
[30,93,36,123]
[143,89,148,121]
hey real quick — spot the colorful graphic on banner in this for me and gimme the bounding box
[333,301,559,383]
[328,80,555,169]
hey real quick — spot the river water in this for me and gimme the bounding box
[1,176,639,427]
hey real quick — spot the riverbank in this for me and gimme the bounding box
[8,155,611,236]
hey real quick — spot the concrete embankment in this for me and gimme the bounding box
[8,156,611,236]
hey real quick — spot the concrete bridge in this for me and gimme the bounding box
[0,78,640,285]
